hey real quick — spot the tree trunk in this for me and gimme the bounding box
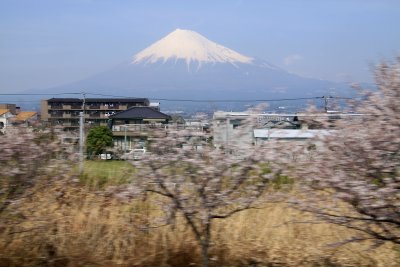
[200,239,210,267]
[200,222,211,267]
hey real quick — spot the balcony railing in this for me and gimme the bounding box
[88,113,100,118]
[49,105,62,109]
[112,124,196,133]
[89,105,101,109]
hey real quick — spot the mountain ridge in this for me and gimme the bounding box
[19,29,354,111]
[132,29,254,68]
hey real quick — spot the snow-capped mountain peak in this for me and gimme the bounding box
[132,28,253,66]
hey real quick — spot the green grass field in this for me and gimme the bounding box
[80,160,136,188]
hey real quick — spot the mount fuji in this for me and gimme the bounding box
[41,29,351,110]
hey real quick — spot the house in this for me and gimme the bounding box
[109,106,171,151]
[41,98,150,129]
[0,109,14,133]
[109,106,171,125]
[11,111,38,126]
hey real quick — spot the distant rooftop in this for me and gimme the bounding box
[213,111,364,118]
[13,111,37,121]
[0,109,11,116]
[110,106,171,120]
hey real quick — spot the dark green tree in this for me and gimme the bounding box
[86,126,113,158]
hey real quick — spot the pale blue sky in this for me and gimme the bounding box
[1,0,399,93]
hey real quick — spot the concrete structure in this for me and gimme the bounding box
[212,111,256,149]
[253,129,332,145]
[212,111,359,149]
[0,104,18,115]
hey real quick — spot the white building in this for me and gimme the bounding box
[212,111,304,148]
[212,111,357,149]
[212,111,256,149]
[0,109,14,133]
[253,129,332,145]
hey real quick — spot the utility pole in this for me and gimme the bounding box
[79,112,84,173]
[225,117,230,149]
[124,124,127,153]
[79,92,86,174]
[323,95,331,112]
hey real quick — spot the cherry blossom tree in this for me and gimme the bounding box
[121,127,280,267]
[118,59,399,265]
[0,127,70,217]
[279,58,400,245]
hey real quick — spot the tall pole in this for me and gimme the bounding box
[225,117,229,149]
[79,92,86,174]
[324,96,329,112]
[79,111,84,173]
[124,124,127,153]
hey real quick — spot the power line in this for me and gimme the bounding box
[0,92,354,103]
[0,93,82,96]
[0,100,44,103]
[82,93,348,103]
[150,97,322,102]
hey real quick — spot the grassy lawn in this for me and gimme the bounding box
[81,160,136,188]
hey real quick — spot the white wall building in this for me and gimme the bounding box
[253,129,332,145]
[0,109,14,133]
[212,111,351,149]
[212,111,256,149]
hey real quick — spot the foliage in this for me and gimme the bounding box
[120,127,278,267]
[86,126,113,158]
[1,61,399,266]
[0,127,72,220]
[0,82,399,267]
[272,58,400,245]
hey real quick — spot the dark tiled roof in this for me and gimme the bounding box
[47,98,82,103]
[47,98,149,104]
[86,98,149,104]
[110,107,171,120]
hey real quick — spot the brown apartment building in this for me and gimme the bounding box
[41,98,150,129]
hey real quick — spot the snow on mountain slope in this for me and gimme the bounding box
[30,28,353,112]
[132,29,254,67]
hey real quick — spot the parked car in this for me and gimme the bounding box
[99,152,113,160]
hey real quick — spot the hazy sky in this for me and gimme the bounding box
[1,0,399,93]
